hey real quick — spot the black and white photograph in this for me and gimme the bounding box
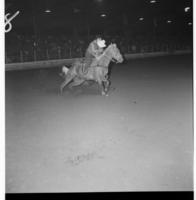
[4,0,193,195]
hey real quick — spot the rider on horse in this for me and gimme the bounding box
[83,36,106,73]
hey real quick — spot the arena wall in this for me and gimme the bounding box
[5,50,192,71]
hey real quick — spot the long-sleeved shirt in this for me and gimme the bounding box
[85,39,103,59]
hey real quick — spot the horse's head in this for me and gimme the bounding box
[108,43,124,63]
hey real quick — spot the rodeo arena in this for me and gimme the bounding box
[4,0,193,195]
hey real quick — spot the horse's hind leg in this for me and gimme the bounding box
[69,77,85,89]
[60,73,75,94]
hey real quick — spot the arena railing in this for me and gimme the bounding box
[6,42,192,63]
[5,49,192,71]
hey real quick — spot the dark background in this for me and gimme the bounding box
[5,0,193,64]
[5,0,193,37]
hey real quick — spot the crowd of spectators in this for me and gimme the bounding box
[5,33,192,63]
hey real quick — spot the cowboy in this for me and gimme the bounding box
[83,36,106,72]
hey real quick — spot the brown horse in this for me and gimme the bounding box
[60,43,123,96]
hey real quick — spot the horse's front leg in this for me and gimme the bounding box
[96,78,104,96]
[101,82,107,96]
[103,79,110,93]
[97,80,108,96]
[101,73,110,95]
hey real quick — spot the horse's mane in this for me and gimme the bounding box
[91,43,116,67]
[103,43,115,53]
[99,43,116,59]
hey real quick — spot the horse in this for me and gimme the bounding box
[60,43,123,96]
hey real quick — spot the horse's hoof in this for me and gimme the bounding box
[60,89,63,95]
[101,91,109,96]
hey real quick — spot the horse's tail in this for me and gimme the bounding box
[59,66,69,77]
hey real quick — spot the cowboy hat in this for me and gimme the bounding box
[97,38,106,48]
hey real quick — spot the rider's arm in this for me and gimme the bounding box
[90,42,100,57]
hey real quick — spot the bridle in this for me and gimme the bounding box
[103,53,117,63]
[101,45,121,63]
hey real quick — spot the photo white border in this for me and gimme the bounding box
[1,1,194,197]
[193,0,195,194]
[1,0,5,199]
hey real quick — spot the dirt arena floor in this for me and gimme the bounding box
[5,54,193,192]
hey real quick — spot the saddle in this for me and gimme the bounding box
[78,59,89,75]
[80,57,99,74]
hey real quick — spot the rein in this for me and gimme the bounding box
[97,45,117,67]
[103,53,116,63]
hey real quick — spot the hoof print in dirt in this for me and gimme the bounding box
[65,152,96,166]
